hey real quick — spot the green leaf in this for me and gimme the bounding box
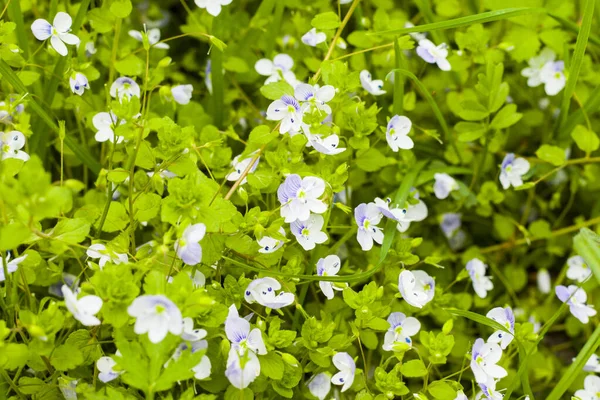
[571,124,599,154]
[259,80,294,100]
[260,352,284,380]
[133,193,161,222]
[456,122,486,142]
[400,359,428,377]
[51,344,84,371]
[458,100,489,121]
[248,125,278,146]
[445,308,510,334]
[110,0,132,18]
[107,168,130,183]
[574,228,600,285]
[0,343,28,370]
[490,104,523,130]
[311,12,340,30]
[428,381,457,400]
[0,222,30,251]
[52,218,91,243]
[115,54,145,76]
[355,148,393,172]
[535,144,566,166]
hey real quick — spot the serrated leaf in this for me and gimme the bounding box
[51,344,84,371]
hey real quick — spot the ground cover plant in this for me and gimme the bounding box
[1,0,600,399]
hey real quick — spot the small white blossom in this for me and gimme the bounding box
[582,354,600,373]
[416,39,451,71]
[171,84,193,105]
[486,307,515,349]
[540,60,566,96]
[110,77,141,101]
[294,83,336,114]
[62,285,103,326]
[69,72,89,96]
[354,202,384,251]
[567,255,591,283]
[86,244,128,269]
[301,28,326,47]
[255,54,297,86]
[522,48,565,96]
[31,12,80,56]
[360,70,386,95]
[433,173,459,199]
[97,353,122,383]
[290,214,328,250]
[316,255,345,300]
[574,375,600,400]
[244,277,295,309]
[92,112,124,144]
[128,28,169,49]
[176,223,206,266]
[257,227,286,253]
[382,312,421,351]
[454,390,468,400]
[1,130,30,161]
[128,295,183,343]
[404,22,427,41]
[499,153,530,189]
[308,372,331,400]
[226,154,259,184]
[386,115,414,151]
[476,381,504,400]
[0,253,27,281]
[537,268,551,293]
[195,0,232,17]
[277,174,327,223]
[398,270,435,308]
[267,95,304,134]
[470,338,507,384]
[556,285,597,324]
[331,352,355,392]
[308,133,346,155]
[395,193,428,232]
[466,258,494,299]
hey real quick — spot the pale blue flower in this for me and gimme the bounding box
[316,255,344,300]
[382,312,421,351]
[31,12,80,56]
[499,153,530,189]
[127,295,183,343]
[416,39,451,71]
[176,223,206,266]
[171,84,193,105]
[331,352,355,392]
[567,255,591,283]
[110,77,141,100]
[360,70,386,95]
[556,285,597,324]
[301,28,326,47]
[433,173,459,199]
[69,72,89,96]
[129,28,169,49]
[244,277,295,309]
[470,338,507,385]
[398,270,435,308]
[277,174,327,223]
[466,258,493,299]
[255,54,297,86]
[486,306,515,349]
[267,95,304,134]
[440,212,461,238]
[290,214,328,250]
[308,372,331,400]
[354,203,384,251]
[386,115,414,151]
[62,285,103,326]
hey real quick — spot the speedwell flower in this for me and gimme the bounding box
[86,243,128,269]
[574,375,600,400]
[244,277,295,309]
[176,223,206,266]
[567,255,591,283]
[227,154,259,184]
[521,47,563,96]
[294,83,335,114]
[267,95,304,134]
[128,28,169,49]
[583,354,600,373]
[331,352,356,392]
[110,77,141,101]
[97,354,122,383]
[354,202,384,251]
[1,131,30,161]
[255,53,297,86]
[290,214,328,250]
[433,173,459,199]
[195,0,232,17]
[301,28,327,47]
[277,174,327,223]
[466,258,494,299]
[537,268,551,293]
[316,255,345,300]
[416,39,451,71]
[308,372,331,400]
[539,60,566,96]
[308,133,346,155]
[440,212,462,238]
[395,193,428,232]
[62,285,103,326]
[556,285,597,324]
[398,270,435,308]
[382,312,421,351]
[0,253,27,281]
[69,72,89,96]
[499,153,530,189]
[257,227,286,253]
[486,307,515,349]
[470,338,507,385]
[31,12,80,56]
[360,70,386,95]
[127,294,183,343]
[171,84,193,105]
[92,112,124,144]
[386,115,414,151]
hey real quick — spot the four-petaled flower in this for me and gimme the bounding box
[290,214,328,250]
[86,243,128,269]
[227,154,260,184]
[331,352,356,392]
[294,83,336,114]
[171,84,193,105]
[360,70,386,95]
[129,28,169,49]
[395,193,428,233]
[416,39,451,71]
[470,338,507,385]
[398,270,435,308]
[355,202,384,251]
[316,255,345,300]
[499,153,530,189]
[386,115,414,151]
[195,0,233,17]
[433,173,459,199]
[255,54,297,86]
[567,255,591,283]
[382,312,421,352]
[92,112,124,144]
[574,374,600,400]
[1,131,30,161]
[31,12,80,56]
[128,294,183,343]
[257,227,286,253]
[555,285,597,324]
[486,307,515,349]
[308,133,346,155]
[267,95,304,134]
[278,174,327,223]
[69,72,89,96]
[301,28,327,47]
[97,353,122,383]
[244,277,295,309]
[110,77,141,101]
[582,354,600,373]
[0,253,27,281]
[62,285,103,326]
[308,372,331,400]
[522,48,566,96]
[466,258,494,299]
[176,223,206,266]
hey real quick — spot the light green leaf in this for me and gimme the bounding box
[311,12,340,30]
[535,144,566,166]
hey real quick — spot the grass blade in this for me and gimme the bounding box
[559,85,600,141]
[574,228,600,284]
[549,13,600,47]
[546,324,600,400]
[556,0,595,136]
[7,0,30,58]
[370,8,546,36]
[444,308,511,334]
[0,60,101,175]
[393,38,405,115]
